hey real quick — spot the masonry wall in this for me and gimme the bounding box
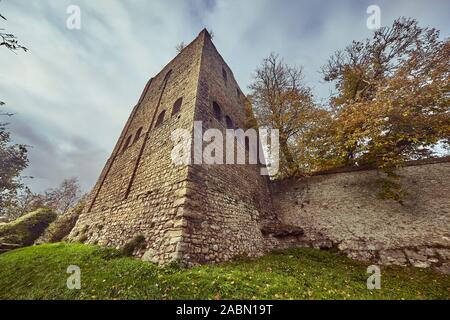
[68,32,204,264]
[178,33,277,266]
[68,30,277,266]
[271,159,450,273]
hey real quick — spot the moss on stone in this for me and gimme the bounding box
[0,208,57,249]
[36,202,84,244]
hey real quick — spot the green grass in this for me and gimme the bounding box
[0,243,448,300]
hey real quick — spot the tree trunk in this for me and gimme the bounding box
[279,138,298,175]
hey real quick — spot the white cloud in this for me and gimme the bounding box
[0,0,448,192]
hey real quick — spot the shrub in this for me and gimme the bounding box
[0,208,57,249]
[35,200,85,244]
[122,234,146,256]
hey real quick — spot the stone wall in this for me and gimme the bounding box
[68,29,449,272]
[68,30,277,266]
[271,158,450,274]
[177,30,277,266]
[68,30,205,264]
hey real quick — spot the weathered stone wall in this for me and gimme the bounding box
[68,30,205,264]
[271,159,450,273]
[178,31,276,266]
[68,29,449,272]
[69,30,277,266]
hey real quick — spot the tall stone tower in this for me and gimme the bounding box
[69,29,287,266]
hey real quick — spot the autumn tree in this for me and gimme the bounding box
[0,7,29,217]
[0,104,29,217]
[249,53,329,177]
[5,178,84,219]
[322,17,450,199]
[43,177,83,214]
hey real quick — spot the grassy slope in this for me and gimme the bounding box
[0,243,448,300]
[0,209,57,248]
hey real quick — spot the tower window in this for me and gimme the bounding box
[122,135,132,152]
[222,67,227,84]
[172,98,183,116]
[225,116,233,129]
[212,101,222,121]
[133,127,143,144]
[236,88,241,98]
[155,110,166,128]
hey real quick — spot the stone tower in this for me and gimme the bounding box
[69,29,287,266]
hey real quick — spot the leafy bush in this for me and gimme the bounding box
[35,200,84,244]
[0,208,57,249]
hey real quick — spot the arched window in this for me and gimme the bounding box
[236,88,241,98]
[225,116,233,129]
[172,98,183,116]
[155,110,166,128]
[222,67,227,83]
[122,135,132,152]
[212,101,222,121]
[133,127,143,144]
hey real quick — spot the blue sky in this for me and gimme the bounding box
[0,0,449,193]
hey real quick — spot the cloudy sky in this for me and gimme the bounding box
[0,0,449,193]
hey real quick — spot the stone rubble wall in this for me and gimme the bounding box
[178,32,277,266]
[68,30,277,266]
[67,29,449,272]
[271,158,450,274]
[68,31,205,264]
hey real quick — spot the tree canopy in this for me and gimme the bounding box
[248,18,449,199]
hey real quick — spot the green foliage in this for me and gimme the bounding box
[0,208,57,247]
[249,53,329,178]
[36,200,85,244]
[0,243,448,300]
[322,18,450,172]
[318,17,450,200]
[122,234,146,256]
[377,177,407,203]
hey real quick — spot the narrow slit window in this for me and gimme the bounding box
[225,116,233,129]
[172,98,183,116]
[123,135,132,152]
[213,101,222,121]
[155,110,166,128]
[133,127,143,144]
